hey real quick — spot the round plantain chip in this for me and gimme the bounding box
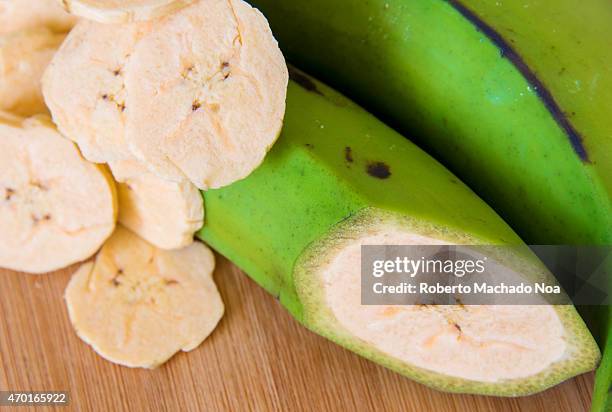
[0,0,77,34]
[124,0,288,189]
[109,159,204,250]
[0,113,117,274]
[65,226,224,368]
[0,27,65,117]
[42,19,148,163]
[59,0,196,24]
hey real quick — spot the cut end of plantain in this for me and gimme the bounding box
[295,209,601,396]
[0,113,117,274]
[59,0,197,24]
[0,0,77,34]
[65,226,224,368]
[109,159,204,250]
[0,27,65,117]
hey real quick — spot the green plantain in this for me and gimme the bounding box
[244,1,612,408]
[198,70,600,396]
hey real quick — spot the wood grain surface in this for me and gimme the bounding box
[0,255,594,412]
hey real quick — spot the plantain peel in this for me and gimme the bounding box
[109,159,204,250]
[65,226,224,369]
[0,113,117,274]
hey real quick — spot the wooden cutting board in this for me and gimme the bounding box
[0,255,594,412]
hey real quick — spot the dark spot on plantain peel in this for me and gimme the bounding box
[344,146,354,163]
[366,161,391,179]
[448,0,589,162]
[288,66,323,96]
